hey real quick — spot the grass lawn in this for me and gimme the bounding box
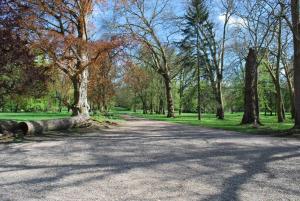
[0,110,294,134]
[116,110,294,134]
[0,111,123,123]
[0,112,71,121]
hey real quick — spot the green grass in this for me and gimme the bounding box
[0,110,295,135]
[0,111,124,123]
[92,112,124,123]
[116,110,294,134]
[0,112,71,121]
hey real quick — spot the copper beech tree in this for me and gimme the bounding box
[0,0,50,108]
[88,52,117,112]
[19,0,120,116]
[124,61,151,114]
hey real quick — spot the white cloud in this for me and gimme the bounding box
[218,15,245,27]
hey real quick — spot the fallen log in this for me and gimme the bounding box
[18,115,90,135]
[0,120,19,135]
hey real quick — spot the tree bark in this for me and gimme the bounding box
[291,0,300,128]
[179,70,184,116]
[287,76,295,119]
[163,75,175,118]
[216,81,224,120]
[159,97,164,114]
[18,116,90,135]
[0,120,19,135]
[275,16,285,123]
[196,29,201,120]
[71,68,90,117]
[275,83,285,122]
[241,48,260,125]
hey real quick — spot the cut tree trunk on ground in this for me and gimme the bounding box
[0,120,19,135]
[241,48,261,125]
[18,116,90,135]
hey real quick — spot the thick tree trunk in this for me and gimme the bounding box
[18,116,90,135]
[0,120,19,135]
[216,82,224,120]
[275,16,285,123]
[212,83,224,120]
[275,83,285,122]
[241,48,260,125]
[163,75,175,118]
[287,79,295,119]
[71,68,90,117]
[291,0,300,128]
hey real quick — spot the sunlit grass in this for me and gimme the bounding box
[117,110,294,134]
[0,112,70,121]
[0,111,124,123]
[0,110,294,134]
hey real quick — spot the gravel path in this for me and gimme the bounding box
[0,116,300,201]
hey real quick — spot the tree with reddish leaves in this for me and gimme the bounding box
[88,51,117,113]
[16,0,120,116]
[0,0,50,109]
[124,61,151,114]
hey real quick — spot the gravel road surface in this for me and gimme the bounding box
[0,116,300,201]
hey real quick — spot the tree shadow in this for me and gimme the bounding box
[0,122,299,200]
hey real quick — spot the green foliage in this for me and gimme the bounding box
[123,111,293,134]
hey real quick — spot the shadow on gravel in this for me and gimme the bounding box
[0,121,300,200]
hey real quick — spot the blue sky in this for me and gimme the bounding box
[89,0,230,41]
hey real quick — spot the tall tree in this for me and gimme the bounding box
[0,0,50,109]
[89,51,117,113]
[181,0,209,120]
[124,61,151,114]
[290,0,300,128]
[118,0,177,117]
[18,0,118,116]
[241,48,260,125]
[237,0,277,124]
[263,5,286,122]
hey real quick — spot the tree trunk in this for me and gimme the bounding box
[241,48,260,125]
[196,30,201,120]
[163,75,175,118]
[291,0,300,128]
[197,65,201,120]
[71,68,90,117]
[216,82,224,120]
[142,102,147,114]
[287,79,295,119]
[159,97,164,114]
[275,16,285,123]
[179,70,184,116]
[150,99,154,114]
[0,120,19,135]
[140,97,147,114]
[18,116,90,135]
[275,83,285,122]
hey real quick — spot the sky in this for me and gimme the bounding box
[89,0,230,41]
